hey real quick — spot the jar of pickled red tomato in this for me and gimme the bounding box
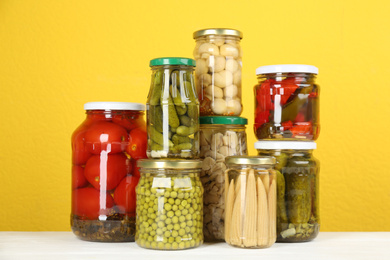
[193,28,243,116]
[224,156,276,248]
[199,116,248,241]
[147,57,199,159]
[135,159,203,250]
[255,141,320,242]
[71,102,147,242]
[254,65,320,140]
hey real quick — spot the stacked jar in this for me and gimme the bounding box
[199,116,248,241]
[253,64,321,243]
[193,28,243,116]
[136,57,204,250]
[71,102,147,242]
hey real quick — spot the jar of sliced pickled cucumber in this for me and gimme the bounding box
[255,141,319,242]
[135,159,203,250]
[147,57,199,159]
[193,28,243,116]
[199,116,248,241]
[224,156,276,249]
[254,64,320,140]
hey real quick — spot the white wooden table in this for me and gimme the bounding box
[0,232,389,260]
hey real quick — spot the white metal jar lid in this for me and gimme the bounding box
[84,102,145,111]
[256,64,318,75]
[254,141,317,150]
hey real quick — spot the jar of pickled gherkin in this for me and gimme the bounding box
[71,102,146,242]
[224,156,276,249]
[193,28,243,116]
[135,159,203,250]
[255,141,319,242]
[147,57,199,159]
[199,116,248,241]
[254,65,320,140]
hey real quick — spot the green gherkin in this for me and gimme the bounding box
[285,158,312,224]
[281,85,313,122]
[276,171,288,233]
[275,152,289,171]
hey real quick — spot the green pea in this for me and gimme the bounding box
[179,242,185,249]
[172,242,179,250]
[164,231,171,237]
[167,211,174,218]
[172,216,179,223]
[164,203,172,211]
[166,224,173,230]
[172,230,178,237]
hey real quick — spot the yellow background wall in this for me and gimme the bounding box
[1,0,389,231]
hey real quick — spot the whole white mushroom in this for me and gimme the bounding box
[225,58,239,73]
[214,70,233,88]
[195,59,208,75]
[226,99,242,115]
[233,70,241,86]
[224,85,238,99]
[212,98,227,115]
[198,73,212,86]
[206,85,224,98]
[220,44,239,58]
[207,56,225,73]
[197,43,220,56]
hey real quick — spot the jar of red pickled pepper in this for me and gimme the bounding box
[71,102,147,242]
[254,65,320,140]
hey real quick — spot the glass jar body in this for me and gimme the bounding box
[225,163,276,248]
[257,149,320,242]
[254,73,320,140]
[147,65,199,159]
[194,35,243,116]
[199,124,247,241]
[71,109,146,242]
[135,168,204,250]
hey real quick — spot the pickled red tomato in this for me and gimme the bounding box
[72,165,88,189]
[85,121,128,154]
[126,127,147,160]
[84,154,131,191]
[72,129,92,165]
[72,187,114,220]
[114,175,139,214]
[112,113,142,131]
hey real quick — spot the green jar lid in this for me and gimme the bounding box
[150,57,196,67]
[199,116,248,125]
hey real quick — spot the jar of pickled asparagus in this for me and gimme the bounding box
[255,141,319,242]
[193,28,243,116]
[135,159,203,250]
[224,156,276,248]
[147,57,199,159]
[199,116,248,241]
[254,64,320,140]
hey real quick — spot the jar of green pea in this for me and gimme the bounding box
[135,159,203,250]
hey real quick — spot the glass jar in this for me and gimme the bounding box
[199,116,248,241]
[254,64,320,140]
[147,57,199,159]
[224,156,276,248]
[193,28,243,116]
[255,141,320,242]
[135,160,203,250]
[71,102,147,242]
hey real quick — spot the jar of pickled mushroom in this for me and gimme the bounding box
[199,116,248,241]
[71,102,147,242]
[135,159,203,250]
[147,57,199,159]
[193,28,243,116]
[254,64,320,140]
[255,141,319,242]
[224,156,276,249]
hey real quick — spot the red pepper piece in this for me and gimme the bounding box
[290,122,312,136]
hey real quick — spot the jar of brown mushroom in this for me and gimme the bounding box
[193,28,243,116]
[199,116,248,242]
[224,156,276,249]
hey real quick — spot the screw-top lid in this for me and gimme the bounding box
[199,116,247,125]
[193,28,243,39]
[256,64,318,75]
[84,102,145,111]
[225,156,275,165]
[137,159,202,169]
[254,141,317,150]
[150,57,196,67]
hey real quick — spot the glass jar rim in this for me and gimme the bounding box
[256,64,318,75]
[137,159,202,169]
[84,102,145,111]
[199,116,247,125]
[150,57,196,67]
[225,156,275,165]
[193,28,243,39]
